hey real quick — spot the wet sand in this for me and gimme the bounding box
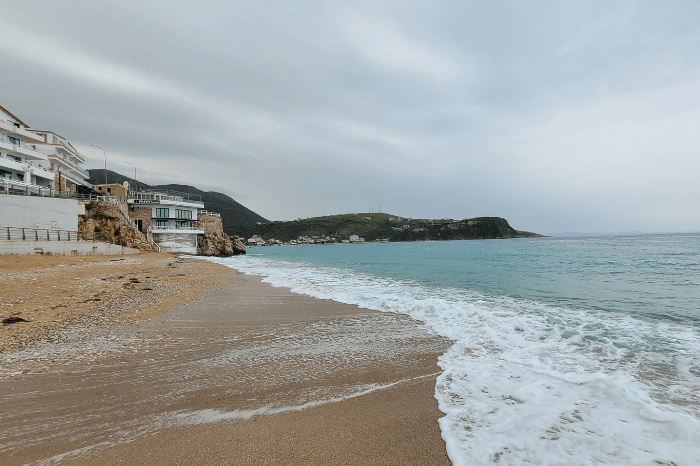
[0,259,452,465]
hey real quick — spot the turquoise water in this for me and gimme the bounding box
[248,234,700,325]
[214,233,700,465]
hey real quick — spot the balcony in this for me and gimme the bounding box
[0,138,49,161]
[0,119,45,143]
[0,157,53,179]
[1,178,54,196]
[47,154,89,179]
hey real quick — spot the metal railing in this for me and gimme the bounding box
[197,210,220,217]
[0,182,101,199]
[148,224,202,232]
[0,178,53,196]
[130,189,202,203]
[0,226,147,248]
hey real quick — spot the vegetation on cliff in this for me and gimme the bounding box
[226,213,543,243]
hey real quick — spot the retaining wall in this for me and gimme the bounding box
[0,240,140,255]
[0,196,78,230]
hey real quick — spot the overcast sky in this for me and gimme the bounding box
[2,1,699,233]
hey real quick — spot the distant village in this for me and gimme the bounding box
[246,234,390,247]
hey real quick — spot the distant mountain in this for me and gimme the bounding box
[86,169,268,226]
[227,212,544,242]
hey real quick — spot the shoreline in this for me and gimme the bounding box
[0,255,452,465]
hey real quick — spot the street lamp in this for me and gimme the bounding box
[125,161,136,185]
[90,145,106,185]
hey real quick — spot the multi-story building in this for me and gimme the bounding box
[31,130,92,195]
[0,105,55,195]
[128,189,204,253]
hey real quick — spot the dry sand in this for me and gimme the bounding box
[0,255,452,465]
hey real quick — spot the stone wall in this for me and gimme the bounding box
[128,206,152,234]
[79,200,155,250]
[197,214,246,256]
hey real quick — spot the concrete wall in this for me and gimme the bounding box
[153,232,197,254]
[0,195,77,230]
[0,240,140,255]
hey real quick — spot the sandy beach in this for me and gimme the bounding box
[0,254,452,465]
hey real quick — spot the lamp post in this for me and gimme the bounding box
[125,161,136,184]
[90,145,106,185]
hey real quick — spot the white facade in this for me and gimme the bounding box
[0,104,91,196]
[128,190,205,254]
[0,105,55,195]
[30,130,92,193]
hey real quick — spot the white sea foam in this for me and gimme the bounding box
[211,256,700,465]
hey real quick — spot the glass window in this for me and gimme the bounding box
[8,136,20,145]
[155,208,169,218]
[156,220,168,227]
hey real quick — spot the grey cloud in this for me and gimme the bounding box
[1,0,699,233]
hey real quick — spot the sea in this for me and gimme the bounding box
[211,233,700,465]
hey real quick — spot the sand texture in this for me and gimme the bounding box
[0,257,452,465]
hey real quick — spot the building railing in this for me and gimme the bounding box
[0,226,129,243]
[131,189,202,203]
[0,183,107,200]
[0,178,54,196]
[197,210,220,217]
[0,136,43,154]
[148,225,202,232]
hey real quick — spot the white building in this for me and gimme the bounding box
[128,189,204,254]
[0,104,92,196]
[0,105,55,195]
[349,234,360,242]
[31,130,92,194]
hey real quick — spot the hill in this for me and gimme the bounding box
[86,169,268,225]
[226,212,543,242]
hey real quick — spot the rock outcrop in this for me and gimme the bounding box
[79,200,156,250]
[197,214,246,256]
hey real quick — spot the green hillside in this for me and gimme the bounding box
[226,213,543,242]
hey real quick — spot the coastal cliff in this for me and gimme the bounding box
[79,200,156,250]
[197,213,246,256]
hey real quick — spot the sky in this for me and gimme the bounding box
[1,0,699,234]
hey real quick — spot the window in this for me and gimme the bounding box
[8,136,20,145]
[156,220,168,228]
[175,209,192,219]
[17,174,24,181]
[155,208,169,218]
[107,187,111,194]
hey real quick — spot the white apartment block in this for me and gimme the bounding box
[31,130,92,194]
[0,105,55,195]
[0,104,91,196]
